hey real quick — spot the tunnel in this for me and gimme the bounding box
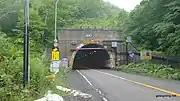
[72,44,111,70]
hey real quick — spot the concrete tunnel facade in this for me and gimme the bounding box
[70,44,113,70]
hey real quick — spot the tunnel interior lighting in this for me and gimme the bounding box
[73,44,111,70]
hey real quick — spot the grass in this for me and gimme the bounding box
[0,55,70,101]
[0,29,70,101]
[114,62,180,80]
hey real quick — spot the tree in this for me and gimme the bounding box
[121,0,180,56]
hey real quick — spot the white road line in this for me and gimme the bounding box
[76,70,93,86]
[102,97,108,101]
[93,70,127,80]
[76,70,109,101]
[92,70,180,96]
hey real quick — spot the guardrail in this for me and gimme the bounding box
[132,52,180,69]
[116,51,180,69]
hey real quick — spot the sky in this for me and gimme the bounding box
[103,0,142,11]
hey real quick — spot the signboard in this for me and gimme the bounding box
[54,42,58,47]
[61,57,69,68]
[111,42,117,47]
[126,36,132,43]
[129,52,135,58]
[96,40,103,44]
[140,50,152,60]
[83,40,102,44]
[52,48,60,60]
[83,40,89,44]
[62,57,69,61]
[50,61,60,74]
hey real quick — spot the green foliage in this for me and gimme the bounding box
[0,0,23,32]
[117,62,180,80]
[0,35,54,101]
[0,0,125,100]
[122,0,180,56]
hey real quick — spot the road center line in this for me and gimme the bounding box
[93,70,180,97]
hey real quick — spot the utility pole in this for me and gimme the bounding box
[111,42,117,67]
[126,36,131,65]
[54,0,60,42]
[125,42,128,65]
[23,0,30,86]
[113,47,117,66]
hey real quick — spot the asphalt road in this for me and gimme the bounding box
[67,69,180,101]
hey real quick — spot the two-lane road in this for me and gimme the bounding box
[67,69,180,101]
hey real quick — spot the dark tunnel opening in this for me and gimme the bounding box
[73,44,111,70]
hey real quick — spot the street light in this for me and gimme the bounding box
[54,0,60,42]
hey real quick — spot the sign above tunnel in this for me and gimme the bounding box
[83,40,102,45]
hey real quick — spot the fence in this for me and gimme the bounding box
[133,52,180,69]
[116,42,180,69]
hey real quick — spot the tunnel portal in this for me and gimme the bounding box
[72,44,111,70]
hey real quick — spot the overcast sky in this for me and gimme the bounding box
[103,0,142,11]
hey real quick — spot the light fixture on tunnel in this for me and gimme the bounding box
[85,34,92,38]
[94,51,96,52]
[71,41,77,45]
[104,46,107,49]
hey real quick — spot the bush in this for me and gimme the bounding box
[29,58,54,99]
[117,62,180,80]
[0,35,67,101]
[0,55,57,101]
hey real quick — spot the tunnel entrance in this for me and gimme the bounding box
[72,44,111,70]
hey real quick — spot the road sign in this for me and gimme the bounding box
[126,36,132,43]
[129,52,135,58]
[96,40,103,44]
[112,42,117,47]
[83,40,102,44]
[52,48,60,60]
[61,57,69,68]
[54,42,58,47]
[140,50,152,60]
[50,61,60,74]
[83,40,89,44]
